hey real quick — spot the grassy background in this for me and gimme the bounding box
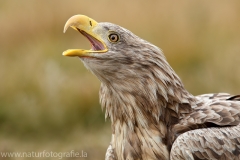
[1,1,240,159]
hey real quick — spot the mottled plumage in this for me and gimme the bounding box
[63,15,240,160]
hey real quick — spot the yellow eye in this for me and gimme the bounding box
[108,33,119,42]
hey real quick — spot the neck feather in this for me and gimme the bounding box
[96,45,197,159]
[100,58,196,127]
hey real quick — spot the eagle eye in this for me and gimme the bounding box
[108,33,119,43]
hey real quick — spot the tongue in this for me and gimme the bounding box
[81,31,104,51]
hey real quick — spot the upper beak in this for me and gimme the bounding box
[63,15,108,57]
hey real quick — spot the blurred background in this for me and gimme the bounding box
[0,0,240,159]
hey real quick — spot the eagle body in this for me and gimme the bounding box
[63,15,240,160]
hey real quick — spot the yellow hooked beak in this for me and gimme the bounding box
[63,15,108,57]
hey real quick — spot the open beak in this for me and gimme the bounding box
[63,15,108,57]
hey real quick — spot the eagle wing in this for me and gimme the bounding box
[170,125,240,160]
[170,93,240,159]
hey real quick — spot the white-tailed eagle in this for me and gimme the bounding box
[63,15,240,160]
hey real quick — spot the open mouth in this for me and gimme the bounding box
[62,15,108,57]
[76,28,106,51]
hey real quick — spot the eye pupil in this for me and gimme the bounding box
[109,33,119,42]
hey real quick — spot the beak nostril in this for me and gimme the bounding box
[76,28,81,33]
[90,21,92,26]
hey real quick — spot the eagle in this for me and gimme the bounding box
[63,15,240,160]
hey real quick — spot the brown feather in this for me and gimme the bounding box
[64,18,240,160]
